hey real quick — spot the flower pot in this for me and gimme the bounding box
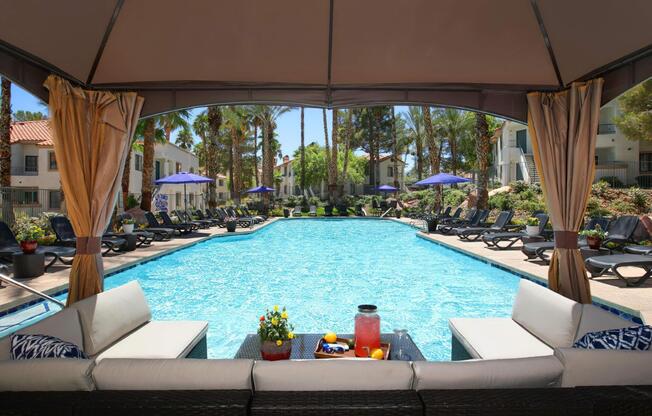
[525,225,539,236]
[426,218,438,233]
[260,339,292,361]
[283,208,290,218]
[226,221,237,232]
[396,210,402,219]
[587,236,602,250]
[20,240,38,254]
[325,205,333,216]
[122,224,134,234]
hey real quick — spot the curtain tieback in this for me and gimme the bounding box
[554,231,578,249]
[76,237,102,255]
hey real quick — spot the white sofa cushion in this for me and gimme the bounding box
[575,305,633,342]
[93,320,208,361]
[93,359,253,390]
[512,279,582,348]
[413,356,563,390]
[555,348,652,387]
[253,360,414,391]
[449,317,553,359]
[0,307,83,360]
[71,281,151,356]
[0,358,95,391]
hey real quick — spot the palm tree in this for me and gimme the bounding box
[300,106,306,201]
[192,112,209,172]
[339,109,353,196]
[206,107,222,208]
[222,107,248,204]
[329,109,339,202]
[175,125,194,150]
[422,106,442,208]
[139,117,165,211]
[435,108,474,177]
[474,113,491,209]
[391,107,399,192]
[251,115,260,186]
[0,77,13,223]
[322,108,332,201]
[159,110,191,142]
[404,106,425,180]
[121,123,145,207]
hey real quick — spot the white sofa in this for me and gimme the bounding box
[0,281,208,391]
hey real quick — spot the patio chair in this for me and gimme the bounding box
[309,205,317,216]
[585,253,652,286]
[143,212,177,239]
[50,216,126,255]
[444,207,462,222]
[158,211,195,234]
[624,245,652,256]
[242,206,266,221]
[174,210,209,229]
[602,215,640,247]
[521,217,611,263]
[482,213,549,250]
[225,207,255,227]
[105,214,155,247]
[235,207,263,223]
[0,221,75,270]
[292,206,302,217]
[437,208,478,234]
[196,209,225,227]
[455,210,515,241]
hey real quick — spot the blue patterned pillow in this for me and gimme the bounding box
[573,325,652,350]
[10,334,87,359]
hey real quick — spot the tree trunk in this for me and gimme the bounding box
[330,109,339,202]
[475,113,490,209]
[340,110,352,196]
[367,113,375,192]
[206,107,222,208]
[232,129,242,204]
[415,136,424,181]
[300,107,306,201]
[121,147,132,209]
[261,113,274,209]
[0,78,13,224]
[322,108,331,201]
[374,108,383,191]
[422,106,442,209]
[140,118,155,211]
[391,107,399,192]
[253,123,259,186]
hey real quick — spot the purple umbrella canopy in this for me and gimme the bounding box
[376,184,398,192]
[414,173,471,186]
[245,186,276,194]
[154,172,213,184]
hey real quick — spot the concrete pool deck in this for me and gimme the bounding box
[0,218,279,314]
[393,217,652,324]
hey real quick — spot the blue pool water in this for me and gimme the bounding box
[3,219,522,360]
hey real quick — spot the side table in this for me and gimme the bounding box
[12,252,45,279]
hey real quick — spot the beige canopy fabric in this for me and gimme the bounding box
[44,75,143,304]
[527,79,604,304]
[0,0,651,120]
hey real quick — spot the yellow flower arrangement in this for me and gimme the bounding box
[281,311,288,319]
[276,340,283,346]
[257,305,295,346]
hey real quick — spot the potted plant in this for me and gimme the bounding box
[283,207,290,218]
[395,204,403,219]
[525,217,540,236]
[258,305,294,360]
[425,214,438,233]
[325,204,334,216]
[15,223,45,254]
[121,217,135,234]
[580,224,606,250]
[225,216,237,232]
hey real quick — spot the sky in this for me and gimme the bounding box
[10,83,412,166]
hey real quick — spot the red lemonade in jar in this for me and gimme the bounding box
[354,304,380,357]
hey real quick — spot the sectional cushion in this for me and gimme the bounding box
[575,305,632,341]
[253,360,414,391]
[93,359,253,390]
[413,356,563,390]
[0,358,95,391]
[71,281,151,356]
[512,279,582,348]
[93,320,207,361]
[0,307,83,360]
[449,317,553,359]
[555,348,652,387]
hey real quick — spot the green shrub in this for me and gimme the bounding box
[628,187,649,212]
[269,208,284,217]
[612,200,635,213]
[443,189,466,207]
[509,180,529,194]
[126,194,140,210]
[586,196,611,217]
[515,199,546,214]
[286,195,299,207]
[489,193,515,211]
[599,176,624,188]
[592,181,611,197]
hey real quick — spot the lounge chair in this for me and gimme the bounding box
[292,206,302,217]
[0,221,75,270]
[624,245,652,255]
[242,206,266,221]
[50,216,126,255]
[158,211,195,234]
[143,212,177,239]
[225,207,255,227]
[444,207,462,223]
[585,254,652,286]
[602,215,640,247]
[196,209,225,228]
[309,205,317,216]
[454,210,514,241]
[235,207,263,224]
[437,208,478,234]
[174,210,209,229]
[105,214,155,247]
[521,217,610,263]
[482,213,549,250]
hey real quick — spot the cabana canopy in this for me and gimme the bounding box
[0,0,651,121]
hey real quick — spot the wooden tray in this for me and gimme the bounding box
[314,337,391,360]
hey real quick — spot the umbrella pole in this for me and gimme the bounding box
[184,183,187,213]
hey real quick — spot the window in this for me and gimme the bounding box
[640,153,652,173]
[49,190,61,210]
[24,155,38,173]
[218,192,224,200]
[516,129,527,153]
[387,166,394,177]
[134,154,143,171]
[218,179,224,187]
[15,188,39,205]
[176,162,182,173]
[48,151,57,170]
[175,192,182,208]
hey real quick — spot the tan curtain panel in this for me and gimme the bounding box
[526,79,603,304]
[44,75,144,305]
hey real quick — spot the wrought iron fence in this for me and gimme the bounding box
[0,187,63,225]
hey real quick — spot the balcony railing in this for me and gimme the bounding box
[598,124,616,134]
[11,166,38,176]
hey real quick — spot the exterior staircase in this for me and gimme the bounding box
[524,154,540,183]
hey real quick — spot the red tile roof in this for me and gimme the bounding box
[10,120,53,146]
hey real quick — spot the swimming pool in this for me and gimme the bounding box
[3,219,522,360]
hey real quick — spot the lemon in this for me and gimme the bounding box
[370,348,384,360]
[323,332,337,343]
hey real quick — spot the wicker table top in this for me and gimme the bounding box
[234,333,426,361]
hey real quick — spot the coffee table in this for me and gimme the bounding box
[234,333,425,361]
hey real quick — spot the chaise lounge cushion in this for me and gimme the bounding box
[0,307,83,360]
[0,358,95,391]
[93,358,253,390]
[554,348,652,387]
[71,281,151,356]
[253,360,414,391]
[511,280,582,348]
[449,317,553,359]
[93,320,208,361]
[413,356,563,390]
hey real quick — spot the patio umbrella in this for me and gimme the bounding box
[376,184,398,193]
[245,186,276,194]
[414,173,471,187]
[155,172,213,212]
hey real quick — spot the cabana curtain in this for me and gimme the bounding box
[527,78,603,304]
[44,75,143,305]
